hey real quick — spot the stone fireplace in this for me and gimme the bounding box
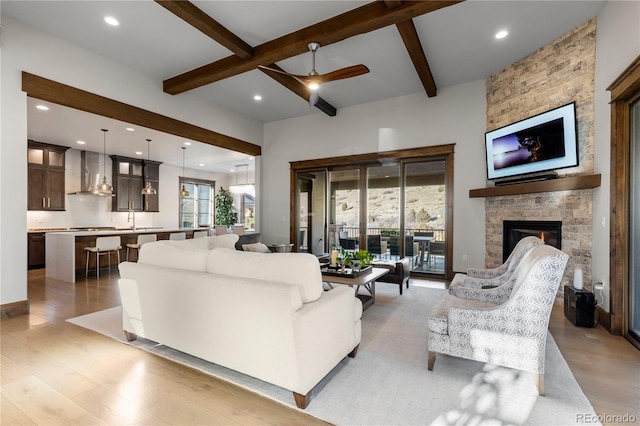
[484,18,596,291]
[485,190,593,290]
[503,220,562,262]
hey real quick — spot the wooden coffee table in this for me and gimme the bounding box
[321,267,388,310]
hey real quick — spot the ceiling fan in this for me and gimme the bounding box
[259,42,369,106]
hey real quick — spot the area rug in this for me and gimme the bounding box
[67,283,599,425]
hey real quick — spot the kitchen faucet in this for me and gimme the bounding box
[128,208,136,231]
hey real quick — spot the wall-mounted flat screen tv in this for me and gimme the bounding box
[484,102,578,180]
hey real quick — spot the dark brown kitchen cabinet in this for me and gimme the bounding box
[28,232,45,269]
[111,156,161,212]
[27,141,69,211]
[142,160,161,212]
[111,155,144,212]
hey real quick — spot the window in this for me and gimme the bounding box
[179,177,214,228]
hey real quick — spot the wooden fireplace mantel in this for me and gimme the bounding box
[469,174,601,198]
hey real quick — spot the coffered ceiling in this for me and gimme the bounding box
[3,0,606,171]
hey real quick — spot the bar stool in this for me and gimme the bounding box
[85,236,122,279]
[193,230,208,238]
[169,232,186,240]
[126,234,157,261]
[232,225,245,235]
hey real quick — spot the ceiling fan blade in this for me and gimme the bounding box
[309,90,319,107]
[258,65,292,76]
[258,65,312,86]
[298,65,370,84]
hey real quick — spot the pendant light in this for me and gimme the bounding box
[141,139,157,195]
[180,146,189,197]
[96,129,114,194]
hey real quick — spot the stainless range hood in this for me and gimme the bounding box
[67,150,114,196]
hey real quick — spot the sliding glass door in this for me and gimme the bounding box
[366,164,400,260]
[291,145,454,279]
[330,169,360,250]
[296,171,326,255]
[404,160,447,275]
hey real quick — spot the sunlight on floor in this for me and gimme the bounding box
[410,278,447,290]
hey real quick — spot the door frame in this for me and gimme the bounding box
[608,54,640,349]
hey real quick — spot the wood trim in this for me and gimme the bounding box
[468,174,601,198]
[608,54,640,341]
[609,101,630,336]
[21,72,261,157]
[444,150,455,281]
[0,300,30,319]
[163,1,462,94]
[596,305,612,332]
[290,144,455,170]
[155,1,253,59]
[607,55,640,101]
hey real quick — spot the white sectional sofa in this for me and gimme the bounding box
[117,237,363,409]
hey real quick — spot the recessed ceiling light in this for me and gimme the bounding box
[104,16,119,26]
[199,163,205,167]
[77,140,86,145]
[495,30,508,39]
[36,105,49,111]
[230,169,235,172]
[253,94,262,101]
[135,151,143,156]
[183,142,192,146]
[125,127,135,132]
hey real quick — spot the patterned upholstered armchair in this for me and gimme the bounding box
[427,245,569,395]
[448,236,544,291]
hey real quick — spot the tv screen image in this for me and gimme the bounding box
[485,103,578,180]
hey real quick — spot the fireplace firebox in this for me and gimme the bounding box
[503,220,562,262]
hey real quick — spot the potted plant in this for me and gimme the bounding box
[215,187,238,228]
[339,248,374,271]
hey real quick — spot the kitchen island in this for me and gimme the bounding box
[46,227,201,283]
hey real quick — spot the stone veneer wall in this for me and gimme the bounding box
[484,18,596,289]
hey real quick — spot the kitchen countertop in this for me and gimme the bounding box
[45,227,195,237]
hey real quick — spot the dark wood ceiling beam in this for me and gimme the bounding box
[155,0,253,59]
[163,0,463,94]
[22,72,261,157]
[259,64,337,117]
[155,1,337,117]
[383,0,402,9]
[395,20,437,97]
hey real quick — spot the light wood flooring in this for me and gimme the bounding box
[1,270,639,425]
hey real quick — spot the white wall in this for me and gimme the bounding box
[1,17,263,305]
[592,0,640,311]
[262,80,487,272]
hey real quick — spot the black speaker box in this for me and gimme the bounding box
[564,285,596,327]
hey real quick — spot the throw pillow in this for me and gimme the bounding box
[207,234,240,250]
[242,242,272,253]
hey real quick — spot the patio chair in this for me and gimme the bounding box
[367,234,382,256]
